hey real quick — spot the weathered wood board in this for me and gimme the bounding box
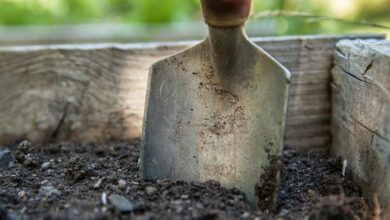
[331,39,390,217]
[0,34,384,150]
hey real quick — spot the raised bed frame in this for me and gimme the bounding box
[0,34,383,149]
[0,34,388,217]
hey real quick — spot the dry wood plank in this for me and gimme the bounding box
[284,135,330,151]
[287,114,330,126]
[0,34,385,151]
[331,39,390,218]
[290,70,331,85]
[285,124,330,138]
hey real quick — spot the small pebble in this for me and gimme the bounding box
[279,208,289,216]
[101,192,107,205]
[108,194,134,213]
[39,186,61,197]
[23,154,40,169]
[342,159,348,176]
[180,194,189,199]
[41,162,51,170]
[145,186,157,195]
[241,212,250,218]
[0,149,14,169]
[94,178,105,189]
[308,189,316,197]
[17,141,32,152]
[7,161,15,169]
[234,194,244,201]
[18,190,27,198]
[118,179,127,190]
[195,203,204,209]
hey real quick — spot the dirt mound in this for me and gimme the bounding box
[0,140,369,220]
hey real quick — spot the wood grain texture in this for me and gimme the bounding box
[331,39,390,217]
[0,34,384,150]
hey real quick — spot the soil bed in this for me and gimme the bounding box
[0,140,369,220]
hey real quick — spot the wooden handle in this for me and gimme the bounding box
[200,0,251,27]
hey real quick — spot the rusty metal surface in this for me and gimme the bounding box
[140,0,290,207]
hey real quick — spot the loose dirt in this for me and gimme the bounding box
[0,140,370,220]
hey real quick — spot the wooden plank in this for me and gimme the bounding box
[331,39,390,218]
[289,83,329,97]
[287,102,330,117]
[290,71,331,85]
[288,93,329,106]
[284,135,330,151]
[287,114,330,126]
[0,34,385,152]
[285,124,330,138]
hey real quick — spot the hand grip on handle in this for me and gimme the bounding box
[200,0,252,27]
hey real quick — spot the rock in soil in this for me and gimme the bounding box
[94,178,105,189]
[14,140,33,163]
[40,161,51,170]
[39,186,62,197]
[108,194,134,213]
[0,149,13,169]
[0,139,372,220]
[145,186,157,195]
[15,140,41,169]
[117,179,127,190]
[65,156,94,183]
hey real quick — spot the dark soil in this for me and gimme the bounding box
[0,140,370,220]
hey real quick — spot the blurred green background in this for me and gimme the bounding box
[0,0,389,44]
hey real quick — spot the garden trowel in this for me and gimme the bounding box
[140,0,290,208]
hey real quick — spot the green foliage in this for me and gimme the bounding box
[0,0,200,25]
[0,1,54,25]
[129,0,199,23]
[0,0,388,35]
[252,0,334,35]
